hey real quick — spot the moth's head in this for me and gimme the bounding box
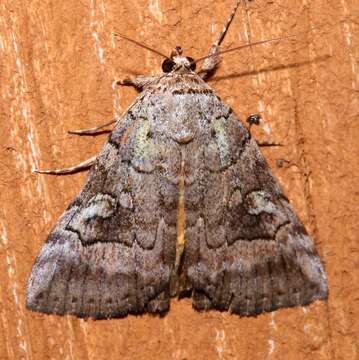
[161,46,196,74]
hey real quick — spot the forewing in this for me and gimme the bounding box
[184,107,328,315]
[26,109,179,318]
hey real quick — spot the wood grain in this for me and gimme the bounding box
[0,0,358,359]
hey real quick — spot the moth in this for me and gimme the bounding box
[26,0,328,318]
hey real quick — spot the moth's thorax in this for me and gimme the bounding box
[149,73,213,95]
[172,56,192,72]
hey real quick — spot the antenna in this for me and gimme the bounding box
[114,33,169,59]
[195,34,297,64]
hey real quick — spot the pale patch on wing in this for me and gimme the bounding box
[213,117,231,168]
[81,194,117,220]
[246,191,276,215]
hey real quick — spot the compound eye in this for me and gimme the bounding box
[162,58,175,73]
[186,57,196,71]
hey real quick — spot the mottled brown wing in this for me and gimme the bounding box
[26,109,180,318]
[182,107,328,315]
[27,74,328,318]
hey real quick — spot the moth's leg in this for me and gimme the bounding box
[34,155,96,175]
[257,141,283,147]
[116,75,158,91]
[198,46,222,80]
[276,158,292,168]
[198,0,241,80]
[246,114,283,147]
[68,118,117,136]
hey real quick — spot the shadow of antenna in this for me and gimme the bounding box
[209,54,331,82]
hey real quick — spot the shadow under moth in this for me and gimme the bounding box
[26,0,328,318]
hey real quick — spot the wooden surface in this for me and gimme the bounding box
[0,0,358,359]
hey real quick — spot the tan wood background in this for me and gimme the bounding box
[1,0,358,359]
